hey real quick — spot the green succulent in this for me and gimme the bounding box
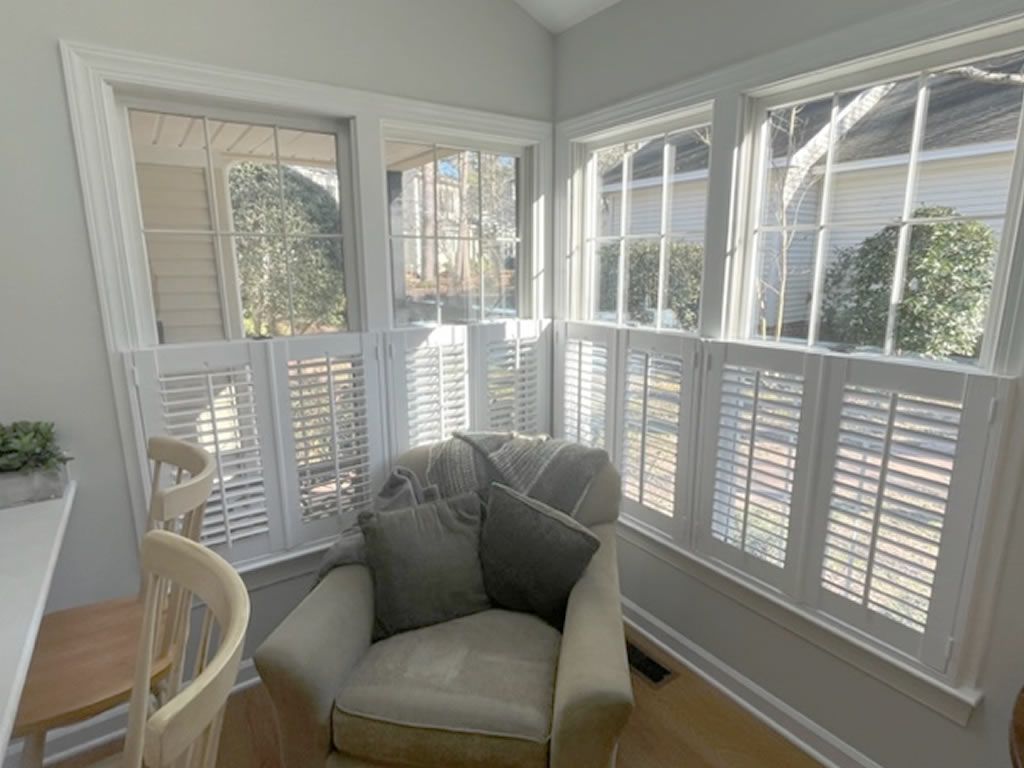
[0,422,71,473]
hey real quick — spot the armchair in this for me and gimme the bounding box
[255,444,633,768]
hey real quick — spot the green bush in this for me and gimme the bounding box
[820,206,995,358]
[598,240,703,329]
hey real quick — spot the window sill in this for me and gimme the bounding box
[615,516,982,725]
[232,537,338,591]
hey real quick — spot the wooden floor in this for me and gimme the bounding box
[54,627,819,768]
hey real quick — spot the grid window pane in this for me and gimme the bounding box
[625,238,662,327]
[663,237,703,332]
[386,141,521,326]
[626,137,664,236]
[754,230,817,343]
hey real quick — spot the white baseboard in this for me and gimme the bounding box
[3,660,260,768]
[622,597,885,768]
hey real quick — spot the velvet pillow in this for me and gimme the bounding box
[481,483,601,628]
[358,492,490,637]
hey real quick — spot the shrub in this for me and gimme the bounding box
[820,206,995,358]
[598,240,703,329]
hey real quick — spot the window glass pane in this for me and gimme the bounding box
[818,225,896,352]
[753,230,817,342]
[144,233,225,344]
[760,98,831,228]
[234,235,290,337]
[436,148,480,239]
[216,121,282,234]
[595,145,625,238]
[278,129,341,235]
[624,238,661,326]
[387,142,434,237]
[391,236,438,326]
[482,153,518,240]
[438,238,477,324]
[668,127,711,233]
[286,236,346,334]
[593,239,620,322]
[894,219,997,361]
[483,241,518,320]
[626,137,664,236]
[663,237,703,331]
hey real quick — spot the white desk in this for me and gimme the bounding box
[0,482,76,756]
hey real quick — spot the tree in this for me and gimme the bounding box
[228,162,345,336]
[598,240,703,329]
[820,206,995,358]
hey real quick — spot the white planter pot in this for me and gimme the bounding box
[0,466,68,509]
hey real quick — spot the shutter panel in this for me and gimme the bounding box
[808,357,999,667]
[696,342,819,590]
[272,334,386,543]
[387,326,470,452]
[615,331,698,536]
[132,342,283,561]
[560,322,616,449]
[476,320,548,434]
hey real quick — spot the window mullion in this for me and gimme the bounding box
[884,72,931,354]
[433,145,442,326]
[199,116,238,341]
[272,126,296,336]
[805,94,840,346]
[617,147,632,326]
[656,137,674,330]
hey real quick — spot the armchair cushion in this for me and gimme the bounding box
[481,483,600,628]
[358,492,489,637]
[332,609,560,768]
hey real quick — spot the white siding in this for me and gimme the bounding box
[136,163,227,343]
[601,177,709,236]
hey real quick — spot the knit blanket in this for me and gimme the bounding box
[427,432,610,518]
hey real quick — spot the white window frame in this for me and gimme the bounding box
[555,15,1024,723]
[60,41,552,570]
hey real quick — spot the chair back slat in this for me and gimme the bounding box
[122,530,249,768]
[146,437,216,530]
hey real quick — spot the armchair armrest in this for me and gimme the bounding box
[254,564,373,768]
[551,523,634,768]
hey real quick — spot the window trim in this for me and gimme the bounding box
[555,12,1024,720]
[60,40,552,565]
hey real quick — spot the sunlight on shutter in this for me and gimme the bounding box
[159,366,269,547]
[563,338,610,447]
[487,335,539,433]
[822,385,961,632]
[406,341,469,446]
[621,350,683,517]
[287,354,372,527]
[711,366,804,568]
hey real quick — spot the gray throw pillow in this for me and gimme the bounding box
[358,492,490,637]
[481,483,601,629]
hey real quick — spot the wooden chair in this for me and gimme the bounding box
[14,437,217,767]
[87,528,249,768]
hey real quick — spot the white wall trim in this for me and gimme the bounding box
[623,599,885,768]
[617,521,980,724]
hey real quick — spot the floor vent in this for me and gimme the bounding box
[626,641,674,686]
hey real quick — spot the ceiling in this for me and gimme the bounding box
[512,0,622,33]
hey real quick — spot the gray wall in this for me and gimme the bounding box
[556,0,1024,765]
[0,0,552,618]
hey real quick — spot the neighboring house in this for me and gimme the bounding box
[599,64,1020,333]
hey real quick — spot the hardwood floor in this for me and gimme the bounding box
[54,627,820,768]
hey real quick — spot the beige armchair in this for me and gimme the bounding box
[255,445,634,768]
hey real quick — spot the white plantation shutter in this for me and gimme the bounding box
[615,331,699,535]
[132,343,284,561]
[387,326,470,452]
[559,322,616,449]
[272,334,387,542]
[696,343,819,589]
[807,358,1000,668]
[473,320,549,433]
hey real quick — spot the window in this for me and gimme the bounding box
[386,141,521,326]
[128,108,351,343]
[747,50,1024,363]
[560,35,1023,684]
[580,120,712,331]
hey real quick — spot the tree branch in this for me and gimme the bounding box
[945,65,1024,85]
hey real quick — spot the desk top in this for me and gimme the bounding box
[0,482,76,756]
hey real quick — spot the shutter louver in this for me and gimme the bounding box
[563,337,610,448]
[711,366,804,569]
[159,365,269,546]
[487,335,539,433]
[621,350,683,518]
[406,340,469,447]
[287,353,372,527]
[821,385,962,633]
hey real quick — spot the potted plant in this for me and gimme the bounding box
[0,421,71,509]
